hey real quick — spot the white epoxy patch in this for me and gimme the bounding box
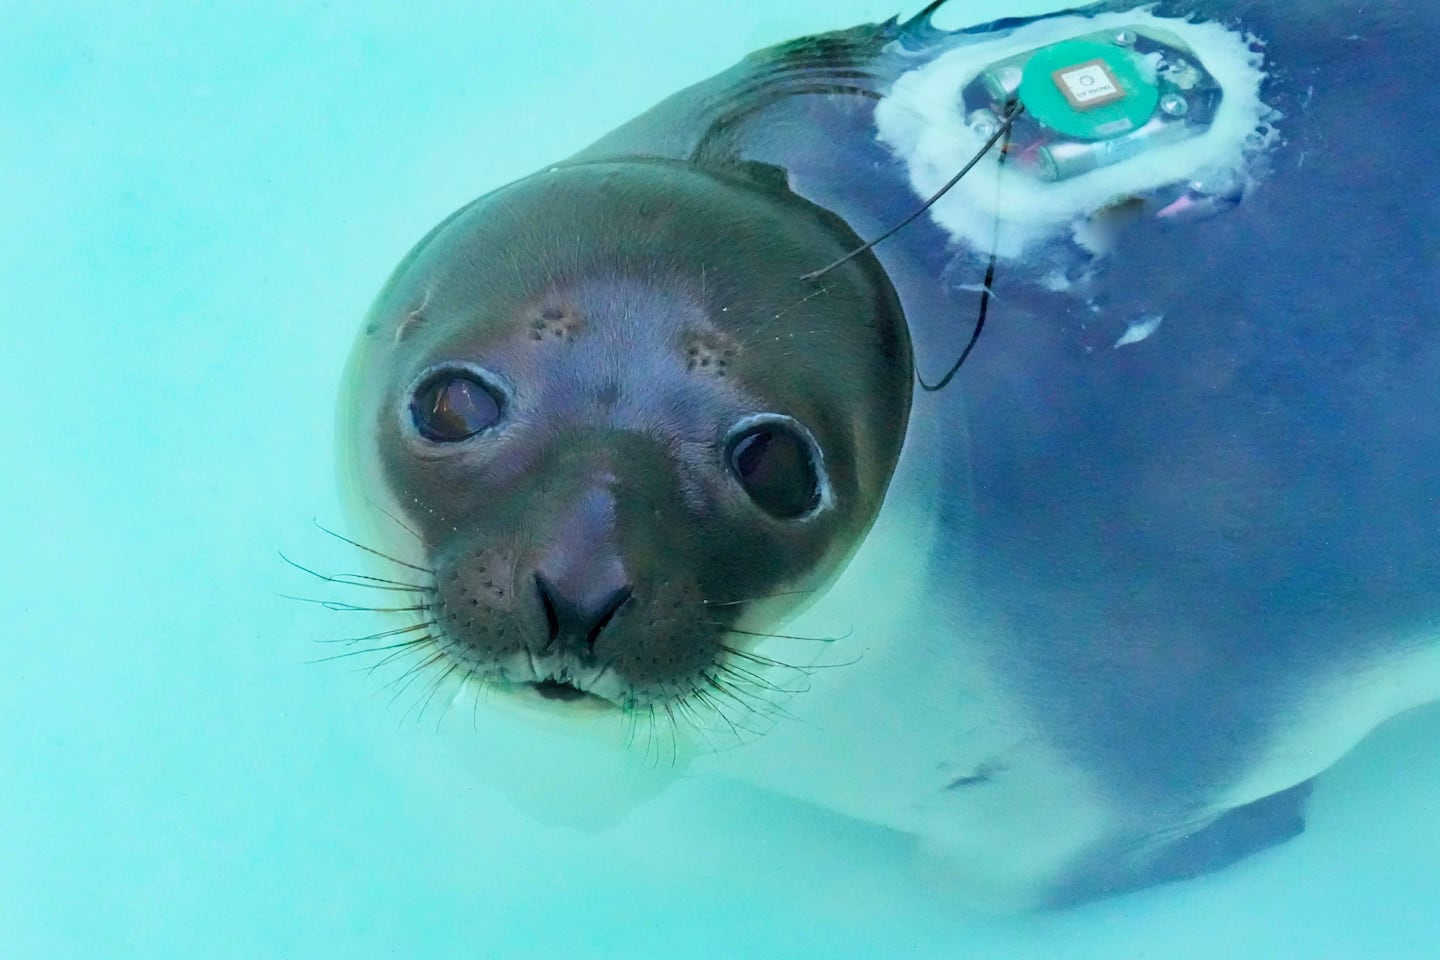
[875,8,1278,258]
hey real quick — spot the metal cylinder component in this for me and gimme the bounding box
[1036,116,1194,181]
[980,64,1025,102]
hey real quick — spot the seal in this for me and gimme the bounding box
[333,0,1440,910]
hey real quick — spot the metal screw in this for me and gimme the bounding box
[967,110,999,139]
[1160,93,1189,116]
[1113,29,1137,46]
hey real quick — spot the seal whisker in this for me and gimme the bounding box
[672,696,721,756]
[634,705,648,765]
[703,621,846,644]
[704,670,803,728]
[412,661,463,729]
[636,702,659,759]
[711,663,802,705]
[713,659,787,690]
[455,667,483,728]
[306,635,436,665]
[701,589,815,608]
[692,688,767,749]
[715,660,811,698]
[356,643,437,683]
[678,690,736,743]
[712,670,793,710]
[702,672,768,715]
[366,637,446,680]
[279,552,435,593]
[649,705,667,770]
[361,496,426,545]
[326,577,432,593]
[384,648,454,709]
[692,685,772,739]
[721,642,863,672]
[687,687,746,744]
[637,701,673,770]
[717,643,814,671]
[313,620,437,647]
[395,662,448,723]
[470,671,486,733]
[639,704,662,770]
[661,702,681,769]
[282,594,431,614]
[312,518,435,574]
[621,703,640,750]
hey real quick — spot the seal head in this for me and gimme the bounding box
[339,160,911,715]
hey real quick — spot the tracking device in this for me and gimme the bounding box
[965,27,1224,182]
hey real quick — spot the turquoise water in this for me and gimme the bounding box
[4,1,1438,957]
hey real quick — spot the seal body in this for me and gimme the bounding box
[339,0,1440,909]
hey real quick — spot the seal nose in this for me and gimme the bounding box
[534,573,632,652]
[532,484,633,653]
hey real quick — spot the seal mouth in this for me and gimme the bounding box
[531,678,590,702]
[518,665,621,710]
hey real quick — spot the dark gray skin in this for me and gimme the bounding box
[338,0,1440,908]
[340,160,911,707]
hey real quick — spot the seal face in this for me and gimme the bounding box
[339,160,911,713]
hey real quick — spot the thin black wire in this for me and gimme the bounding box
[917,106,1019,392]
[800,102,1025,282]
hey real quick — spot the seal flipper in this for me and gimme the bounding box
[1148,780,1313,886]
[1042,782,1313,909]
[1054,780,1314,906]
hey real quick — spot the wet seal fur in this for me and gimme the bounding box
[336,0,1440,910]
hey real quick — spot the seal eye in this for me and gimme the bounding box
[411,372,502,441]
[726,418,824,519]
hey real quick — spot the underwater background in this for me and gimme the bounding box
[3,0,1438,956]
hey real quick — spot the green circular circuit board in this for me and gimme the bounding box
[1017,39,1160,141]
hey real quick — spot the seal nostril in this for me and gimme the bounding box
[585,587,633,651]
[535,574,561,644]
